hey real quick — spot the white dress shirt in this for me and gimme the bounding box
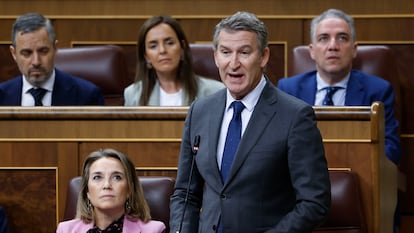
[21,69,55,106]
[217,76,266,169]
[314,72,349,106]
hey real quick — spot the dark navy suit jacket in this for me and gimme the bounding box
[0,69,104,106]
[277,70,401,164]
[0,207,9,233]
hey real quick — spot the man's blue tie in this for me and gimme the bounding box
[322,86,341,106]
[28,87,47,106]
[221,101,245,183]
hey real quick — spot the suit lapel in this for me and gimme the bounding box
[345,71,365,105]
[148,81,161,105]
[51,69,73,105]
[207,91,227,185]
[298,74,317,105]
[10,77,23,105]
[224,81,278,186]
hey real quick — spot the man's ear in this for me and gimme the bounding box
[9,45,17,61]
[352,42,358,59]
[54,40,58,50]
[309,43,315,60]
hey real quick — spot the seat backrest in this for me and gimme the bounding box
[63,176,175,232]
[55,45,132,105]
[313,170,366,233]
[189,43,220,81]
[289,45,397,82]
[288,45,401,121]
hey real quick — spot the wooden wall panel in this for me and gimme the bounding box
[1,0,413,15]
[79,142,181,168]
[400,137,414,213]
[0,169,57,233]
[0,42,18,82]
[300,18,414,45]
[53,19,143,47]
[385,44,414,132]
[52,18,304,50]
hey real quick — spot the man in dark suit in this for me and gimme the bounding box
[277,8,401,165]
[169,11,331,233]
[0,13,104,106]
[277,8,401,232]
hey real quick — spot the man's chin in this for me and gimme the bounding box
[324,66,345,74]
[27,76,48,86]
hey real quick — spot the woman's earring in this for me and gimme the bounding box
[146,61,153,69]
[125,199,131,213]
[87,199,93,211]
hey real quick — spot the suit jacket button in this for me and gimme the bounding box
[212,225,217,231]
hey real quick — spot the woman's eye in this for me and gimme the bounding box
[148,44,157,49]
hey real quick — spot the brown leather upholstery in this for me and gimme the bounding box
[313,170,366,233]
[190,43,220,81]
[63,176,175,232]
[55,45,132,105]
[288,45,401,122]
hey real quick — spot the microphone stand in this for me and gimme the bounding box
[176,135,200,233]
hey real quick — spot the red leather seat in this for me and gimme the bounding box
[190,44,220,81]
[55,45,132,105]
[313,170,366,233]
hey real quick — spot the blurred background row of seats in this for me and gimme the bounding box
[0,44,399,108]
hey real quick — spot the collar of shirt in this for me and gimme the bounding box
[315,72,349,106]
[22,69,56,106]
[225,75,267,113]
[22,69,56,93]
[217,76,267,168]
[316,72,350,91]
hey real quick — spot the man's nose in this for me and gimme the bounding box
[31,52,41,65]
[327,38,340,50]
[229,53,240,68]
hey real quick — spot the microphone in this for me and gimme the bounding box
[176,135,200,233]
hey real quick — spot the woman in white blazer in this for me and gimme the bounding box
[124,15,224,106]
